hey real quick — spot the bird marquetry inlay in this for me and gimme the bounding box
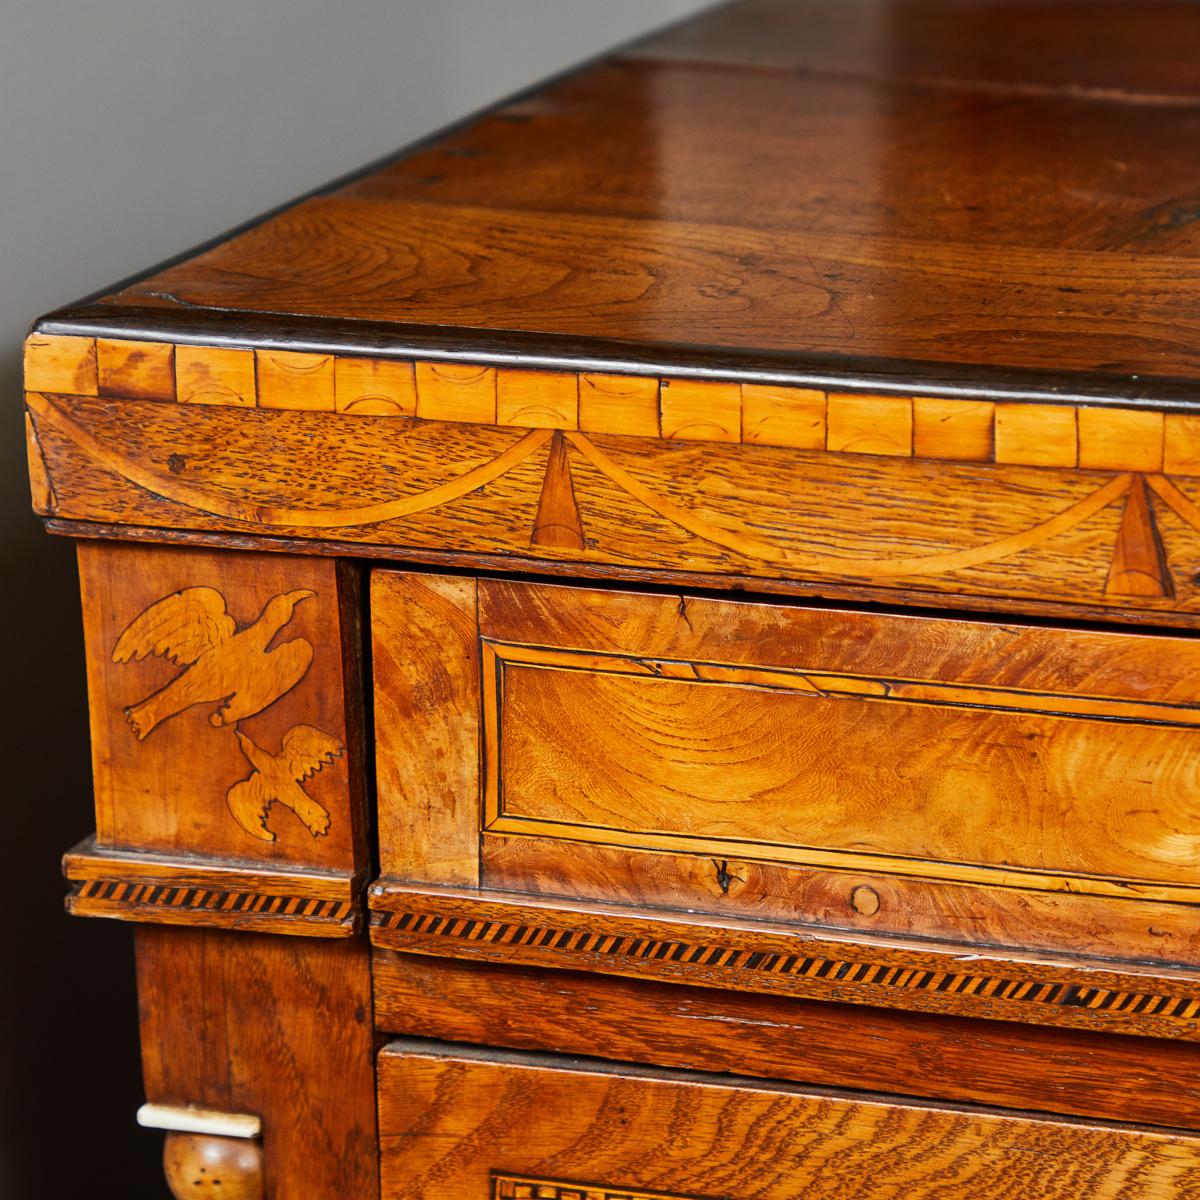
[228,725,343,842]
[113,586,315,737]
[112,584,342,842]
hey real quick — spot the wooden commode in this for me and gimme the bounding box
[25,2,1200,1195]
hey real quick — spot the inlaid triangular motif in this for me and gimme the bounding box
[1106,475,1173,598]
[531,431,585,550]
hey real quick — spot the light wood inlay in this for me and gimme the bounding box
[25,334,1200,486]
[24,333,98,395]
[369,884,1200,1040]
[579,373,660,438]
[493,1175,697,1200]
[256,350,335,411]
[415,361,497,424]
[913,397,994,461]
[741,383,826,449]
[334,357,417,416]
[995,403,1078,468]
[827,392,913,456]
[97,337,175,401]
[498,369,579,430]
[660,379,741,442]
[1165,413,1200,476]
[1079,407,1164,473]
[64,838,360,936]
[77,542,366,873]
[175,346,256,407]
[1105,476,1172,598]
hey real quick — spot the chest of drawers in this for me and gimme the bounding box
[26,1,1200,1195]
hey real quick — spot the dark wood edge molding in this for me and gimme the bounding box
[368,881,1200,1041]
[64,837,364,938]
[33,303,1200,411]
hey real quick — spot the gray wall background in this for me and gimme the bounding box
[0,3,708,1192]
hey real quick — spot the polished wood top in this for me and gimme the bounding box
[39,0,1200,404]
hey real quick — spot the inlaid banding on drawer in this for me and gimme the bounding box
[481,638,1200,905]
[369,885,1200,1040]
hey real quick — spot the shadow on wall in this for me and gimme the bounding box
[0,346,162,1192]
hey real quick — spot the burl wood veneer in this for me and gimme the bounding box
[27,1,1200,1195]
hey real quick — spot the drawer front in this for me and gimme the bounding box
[378,1042,1200,1199]
[372,572,1200,970]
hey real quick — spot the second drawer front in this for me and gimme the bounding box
[378,1042,1200,1199]
[372,573,1200,965]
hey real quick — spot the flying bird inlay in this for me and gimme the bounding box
[112,586,315,738]
[227,724,343,841]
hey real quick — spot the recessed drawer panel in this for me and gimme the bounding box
[378,1042,1200,1199]
[493,640,1193,888]
[372,572,1200,968]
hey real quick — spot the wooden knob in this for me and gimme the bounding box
[163,1132,264,1200]
[850,884,881,916]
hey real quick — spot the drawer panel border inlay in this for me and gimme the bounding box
[481,638,1200,906]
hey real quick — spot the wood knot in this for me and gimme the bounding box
[709,858,746,897]
[850,885,881,916]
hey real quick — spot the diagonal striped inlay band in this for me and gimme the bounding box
[73,877,354,922]
[372,909,1200,1024]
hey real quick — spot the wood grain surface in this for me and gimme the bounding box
[628,0,1200,99]
[369,573,1200,964]
[77,541,368,873]
[480,833,1200,971]
[491,639,1200,895]
[94,190,1200,382]
[372,951,1200,1131]
[371,571,480,885]
[31,387,1200,620]
[377,1041,1200,1198]
[37,3,1200,1187]
[26,0,1200,404]
[138,926,378,1200]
